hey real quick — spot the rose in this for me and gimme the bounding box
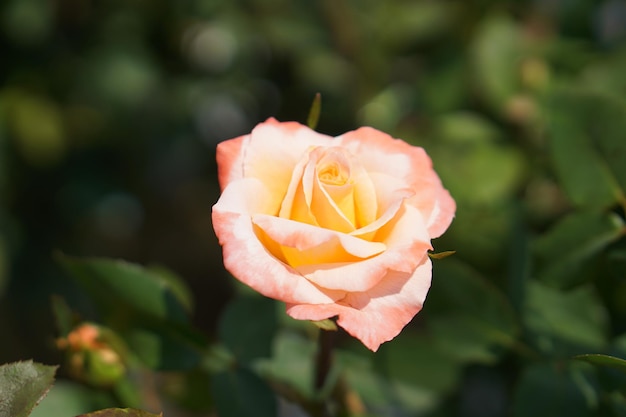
[212,118,455,351]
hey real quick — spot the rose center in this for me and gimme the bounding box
[318,162,348,186]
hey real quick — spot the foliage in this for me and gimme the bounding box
[1,0,626,416]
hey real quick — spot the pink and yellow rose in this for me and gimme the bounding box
[212,118,455,351]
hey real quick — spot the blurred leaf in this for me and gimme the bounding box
[30,381,116,417]
[471,15,522,111]
[56,254,190,324]
[574,354,626,374]
[358,85,412,131]
[374,333,461,395]
[50,295,75,337]
[543,88,626,208]
[426,259,520,364]
[307,93,321,130]
[6,90,66,167]
[256,331,316,399]
[145,265,194,315]
[436,112,501,145]
[381,1,457,46]
[122,320,204,371]
[524,281,608,355]
[340,351,439,416]
[0,361,57,417]
[218,295,278,364]
[434,119,526,206]
[77,408,162,417]
[1,0,53,45]
[211,368,277,417]
[513,362,597,417]
[534,210,625,288]
[160,369,213,413]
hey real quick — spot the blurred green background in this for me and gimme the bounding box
[1,0,626,416]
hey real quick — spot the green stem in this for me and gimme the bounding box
[313,329,336,417]
[315,329,335,391]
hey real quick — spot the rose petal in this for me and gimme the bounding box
[242,118,334,215]
[337,127,455,238]
[213,178,345,304]
[252,214,386,267]
[287,256,433,351]
[216,134,246,191]
[423,186,456,238]
[295,204,431,292]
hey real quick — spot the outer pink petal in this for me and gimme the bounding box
[287,256,433,351]
[337,127,455,238]
[212,178,345,304]
[216,134,247,190]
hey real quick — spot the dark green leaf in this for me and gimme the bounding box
[218,295,278,364]
[211,368,277,417]
[534,210,625,288]
[306,93,321,130]
[146,265,194,314]
[426,259,520,364]
[0,361,58,417]
[77,408,162,417]
[122,321,204,371]
[374,333,461,394]
[255,331,316,399]
[524,281,608,355]
[513,362,596,417]
[29,381,116,417]
[574,354,626,374]
[340,350,439,415]
[56,254,190,324]
[50,295,75,337]
[543,88,626,208]
[56,255,188,323]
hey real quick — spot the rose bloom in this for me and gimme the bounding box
[212,118,455,351]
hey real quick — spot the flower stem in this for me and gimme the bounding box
[313,328,336,417]
[315,328,335,391]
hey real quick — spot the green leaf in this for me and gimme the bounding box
[534,210,625,288]
[56,254,190,324]
[471,15,522,111]
[145,265,194,314]
[0,361,58,417]
[524,281,609,355]
[428,250,456,260]
[29,380,116,417]
[122,320,204,371]
[306,93,321,130]
[425,259,520,364]
[339,350,440,415]
[255,331,317,399]
[374,333,461,395]
[513,362,597,417]
[543,88,626,208]
[218,295,278,364]
[574,354,626,374]
[211,368,277,417]
[76,408,162,417]
[50,295,76,337]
